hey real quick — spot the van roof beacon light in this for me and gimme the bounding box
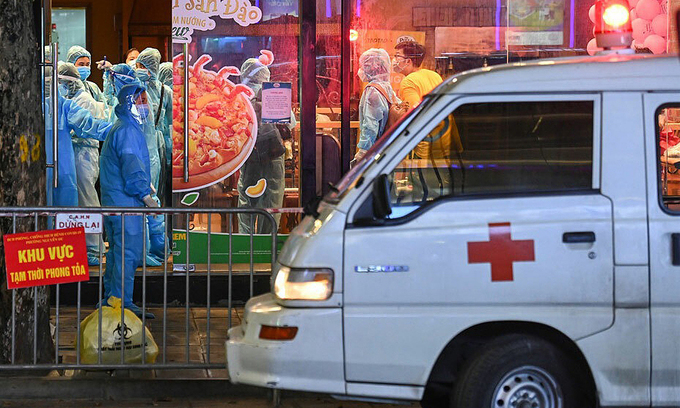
[595,0,633,49]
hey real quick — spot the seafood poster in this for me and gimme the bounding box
[261,82,292,124]
[172,53,257,192]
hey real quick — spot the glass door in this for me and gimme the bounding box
[171,0,302,269]
[42,0,57,207]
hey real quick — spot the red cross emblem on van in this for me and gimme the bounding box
[467,222,535,282]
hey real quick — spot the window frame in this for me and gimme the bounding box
[655,102,680,216]
[349,93,602,225]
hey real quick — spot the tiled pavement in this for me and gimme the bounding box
[52,305,241,379]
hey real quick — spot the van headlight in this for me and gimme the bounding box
[273,266,334,301]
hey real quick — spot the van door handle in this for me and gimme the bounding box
[672,234,680,266]
[562,231,596,243]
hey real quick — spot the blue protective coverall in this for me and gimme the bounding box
[99,84,153,308]
[45,94,112,207]
[136,48,171,262]
[104,63,165,264]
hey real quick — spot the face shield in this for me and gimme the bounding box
[106,64,143,98]
[128,90,151,126]
[239,58,270,96]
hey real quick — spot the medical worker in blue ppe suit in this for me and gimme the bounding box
[136,48,172,262]
[46,71,112,207]
[66,45,105,103]
[100,84,158,319]
[59,62,110,265]
[101,62,165,266]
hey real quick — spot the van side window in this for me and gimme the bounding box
[658,106,680,211]
[388,101,594,214]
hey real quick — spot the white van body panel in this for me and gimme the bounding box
[600,92,649,266]
[344,382,424,400]
[576,308,651,406]
[343,195,614,385]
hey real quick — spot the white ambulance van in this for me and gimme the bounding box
[227,54,680,408]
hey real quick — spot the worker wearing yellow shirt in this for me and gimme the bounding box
[393,41,442,109]
[393,41,460,160]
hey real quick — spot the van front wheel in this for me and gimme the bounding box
[450,335,583,408]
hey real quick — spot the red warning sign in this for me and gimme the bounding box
[3,227,89,289]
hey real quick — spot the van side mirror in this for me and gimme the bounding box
[373,174,392,219]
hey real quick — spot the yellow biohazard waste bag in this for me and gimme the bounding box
[79,297,158,364]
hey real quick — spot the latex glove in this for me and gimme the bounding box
[354,149,367,161]
[142,194,159,208]
[96,60,113,70]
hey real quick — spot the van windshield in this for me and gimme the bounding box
[325,95,438,204]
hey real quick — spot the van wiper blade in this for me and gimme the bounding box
[303,196,322,218]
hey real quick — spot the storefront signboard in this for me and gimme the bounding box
[172,230,287,264]
[172,0,263,43]
[3,227,89,289]
[262,82,292,124]
[55,213,103,234]
[507,0,564,45]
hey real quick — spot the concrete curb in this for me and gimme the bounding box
[0,378,268,400]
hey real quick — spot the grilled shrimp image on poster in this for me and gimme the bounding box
[172,53,258,192]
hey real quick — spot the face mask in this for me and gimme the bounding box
[136,68,150,82]
[77,66,91,81]
[128,60,137,68]
[357,68,368,83]
[392,59,405,74]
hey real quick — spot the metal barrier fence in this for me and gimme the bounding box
[0,206,278,372]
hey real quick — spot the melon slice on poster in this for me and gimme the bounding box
[246,179,267,198]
